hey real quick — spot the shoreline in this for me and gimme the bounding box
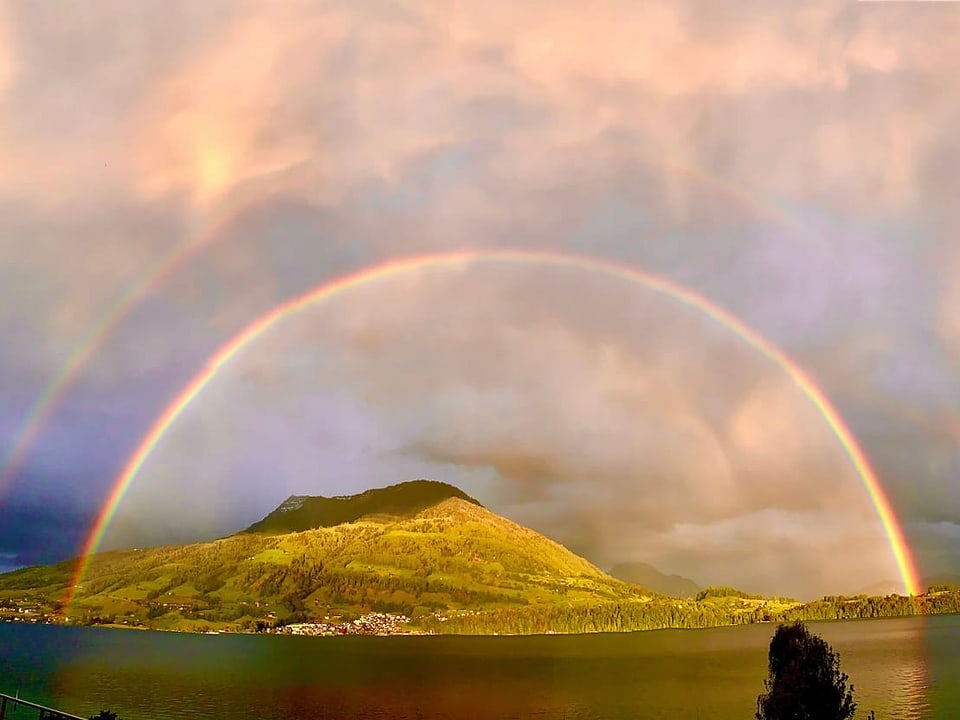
[3,609,955,639]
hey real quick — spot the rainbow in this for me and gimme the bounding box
[0,158,818,492]
[0,166,310,491]
[64,249,921,608]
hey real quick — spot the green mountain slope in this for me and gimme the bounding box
[0,490,650,632]
[244,479,482,534]
[6,480,958,636]
[609,561,700,598]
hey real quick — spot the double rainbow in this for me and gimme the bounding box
[0,157,818,492]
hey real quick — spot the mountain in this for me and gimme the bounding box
[0,482,651,632]
[858,573,960,597]
[244,479,482,534]
[609,561,700,598]
[4,481,960,635]
[856,580,902,597]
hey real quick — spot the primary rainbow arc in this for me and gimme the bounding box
[65,249,921,608]
[0,157,822,493]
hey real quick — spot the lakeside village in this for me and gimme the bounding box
[0,599,479,636]
[8,589,960,636]
[268,612,416,636]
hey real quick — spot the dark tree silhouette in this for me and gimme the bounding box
[756,621,857,720]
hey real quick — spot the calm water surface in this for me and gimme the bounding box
[1,615,957,719]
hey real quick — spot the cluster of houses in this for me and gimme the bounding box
[273,611,416,636]
[429,608,483,623]
[0,600,61,624]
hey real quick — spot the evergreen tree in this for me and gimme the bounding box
[756,622,856,720]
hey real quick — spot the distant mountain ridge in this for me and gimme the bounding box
[609,561,701,598]
[924,573,960,589]
[244,479,482,534]
[859,573,960,597]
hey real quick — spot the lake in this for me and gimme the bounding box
[1,615,958,719]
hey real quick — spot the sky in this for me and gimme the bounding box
[0,0,958,600]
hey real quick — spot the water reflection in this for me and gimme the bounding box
[812,617,932,720]
[0,617,952,720]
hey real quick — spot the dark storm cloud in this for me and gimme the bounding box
[0,492,92,568]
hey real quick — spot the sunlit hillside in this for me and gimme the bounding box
[0,483,652,631]
[2,481,959,636]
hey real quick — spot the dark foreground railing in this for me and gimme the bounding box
[0,693,85,720]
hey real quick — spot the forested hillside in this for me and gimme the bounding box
[1,480,957,636]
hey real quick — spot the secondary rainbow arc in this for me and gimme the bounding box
[64,249,921,609]
[0,158,822,492]
[0,166,310,490]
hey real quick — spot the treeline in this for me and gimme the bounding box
[417,590,960,635]
[67,585,960,634]
[419,599,761,635]
[777,591,960,622]
[695,586,764,601]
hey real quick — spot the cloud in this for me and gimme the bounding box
[128,5,320,208]
[0,0,958,594]
[637,509,896,599]
[0,493,91,568]
[0,2,16,99]
[909,520,960,578]
[936,247,960,371]
[101,262,900,598]
[1,0,957,215]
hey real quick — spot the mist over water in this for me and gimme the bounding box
[1,616,956,720]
